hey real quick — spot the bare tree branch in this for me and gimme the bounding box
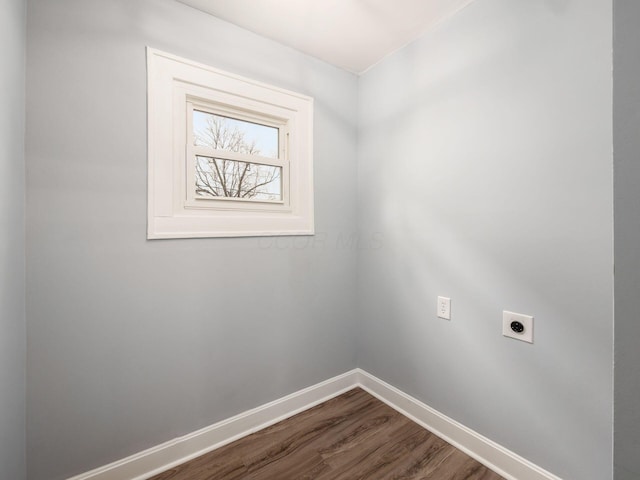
[194,115,279,200]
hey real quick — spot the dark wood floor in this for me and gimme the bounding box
[149,388,504,480]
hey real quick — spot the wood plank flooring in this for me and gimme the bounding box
[149,388,504,480]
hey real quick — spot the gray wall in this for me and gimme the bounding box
[0,0,26,479]
[25,1,358,478]
[613,1,640,479]
[357,1,613,479]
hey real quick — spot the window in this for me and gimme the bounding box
[147,48,314,239]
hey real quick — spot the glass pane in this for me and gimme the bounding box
[195,156,282,201]
[193,110,279,159]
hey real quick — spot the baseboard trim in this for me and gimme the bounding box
[67,370,359,480]
[355,369,562,480]
[68,368,562,480]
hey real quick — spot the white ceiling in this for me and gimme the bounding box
[177,0,475,74]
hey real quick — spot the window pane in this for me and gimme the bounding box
[193,110,279,159]
[195,156,282,201]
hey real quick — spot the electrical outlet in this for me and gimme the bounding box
[437,296,451,320]
[502,311,534,343]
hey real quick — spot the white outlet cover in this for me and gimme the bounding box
[437,296,451,320]
[502,310,534,343]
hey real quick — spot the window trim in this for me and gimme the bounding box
[147,48,314,239]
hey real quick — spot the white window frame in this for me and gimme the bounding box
[147,48,314,239]
[186,100,288,209]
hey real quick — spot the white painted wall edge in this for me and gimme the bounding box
[67,369,562,480]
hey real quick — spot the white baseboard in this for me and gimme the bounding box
[67,370,359,480]
[68,368,561,480]
[354,369,562,480]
